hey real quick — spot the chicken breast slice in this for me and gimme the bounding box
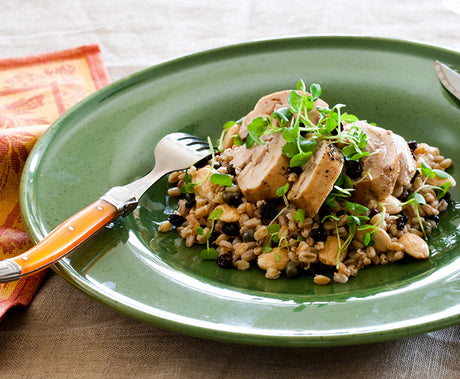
[238,90,328,140]
[236,132,290,203]
[287,140,344,218]
[390,132,417,186]
[229,144,255,173]
[349,121,400,204]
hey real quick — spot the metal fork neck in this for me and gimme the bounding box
[100,167,169,217]
[100,186,139,217]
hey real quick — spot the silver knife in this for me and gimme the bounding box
[435,60,460,101]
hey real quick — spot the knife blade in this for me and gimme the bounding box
[435,60,460,101]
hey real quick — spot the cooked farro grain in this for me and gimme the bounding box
[314,274,331,285]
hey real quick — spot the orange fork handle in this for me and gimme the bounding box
[11,199,119,277]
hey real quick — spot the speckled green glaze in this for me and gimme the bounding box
[20,37,460,347]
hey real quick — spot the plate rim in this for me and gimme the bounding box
[20,35,460,347]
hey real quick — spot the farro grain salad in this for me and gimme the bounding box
[159,81,455,284]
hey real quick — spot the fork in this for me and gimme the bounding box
[0,133,210,283]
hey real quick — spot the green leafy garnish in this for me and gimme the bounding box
[309,83,322,101]
[294,208,305,223]
[272,107,292,125]
[222,120,236,130]
[209,207,223,220]
[267,223,281,234]
[262,244,272,253]
[399,161,453,237]
[288,89,304,113]
[282,136,317,162]
[200,248,218,260]
[363,232,373,246]
[357,204,385,247]
[435,182,451,200]
[197,207,223,261]
[296,79,307,92]
[324,174,354,207]
[289,152,313,168]
[246,117,268,148]
[180,169,196,194]
[267,223,281,244]
[276,183,290,197]
[210,173,233,187]
[217,120,236,152]
[344,201,369,215]
[264,222,289,252]
[341,125,371,162]
[407,192,426,206]
[233,135,244,146]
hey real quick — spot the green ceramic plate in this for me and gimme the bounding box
[21,37,460,347]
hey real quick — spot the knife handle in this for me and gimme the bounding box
[0,199,119,282]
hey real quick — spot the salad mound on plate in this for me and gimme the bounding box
[159,81,455,284]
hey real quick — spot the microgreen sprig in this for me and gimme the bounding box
[324,174,354,208]
[399,161,453,238]
[217,120,237,152]
[322,201,371,268]
[340,125,371,162]
[198,207,223,260]
[356,204,386,247]
[262,223,287,262]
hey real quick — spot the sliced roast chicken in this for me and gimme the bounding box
[347,121,400,204]
[346,121,417,205]
[287,140,344,217]
[236,132,290,202]
[390,132,417,186]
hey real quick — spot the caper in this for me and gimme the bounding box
[422,221,433,235]
[285,261,299,278]
[222,190,243,207]
[222,191,233,204]
[242,229,255,242]
[226,163,236,176]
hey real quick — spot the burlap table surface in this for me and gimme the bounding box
[0,0,459,377]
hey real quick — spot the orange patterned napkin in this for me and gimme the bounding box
[0,45,110,319]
